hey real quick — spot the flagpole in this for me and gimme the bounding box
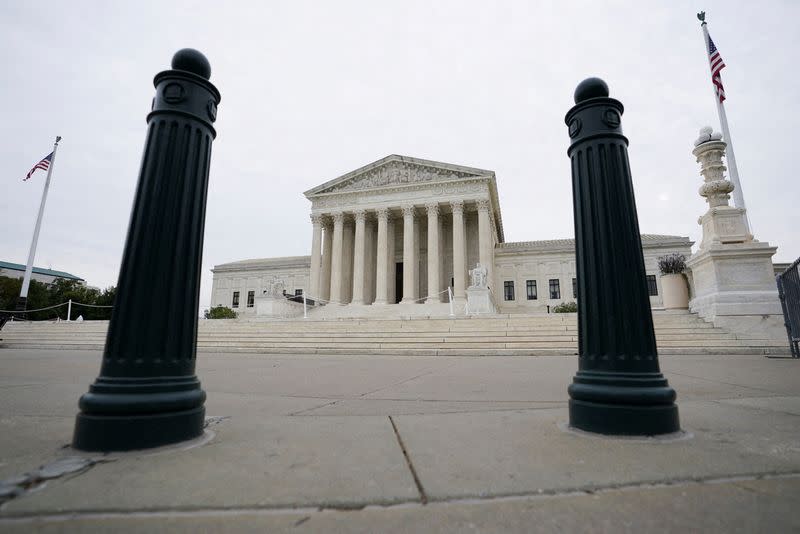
[699,18,752,234]
[18,136,62,310]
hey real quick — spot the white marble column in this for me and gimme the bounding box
[477,199,493,289]
[330,212,345,304]
[309,214,323,300]
[426,203,440,303]
[387,215,396,304]
[451,200,466,301]
[401,205,417,303]
[320,219,332,302]
[374,208,389,305]
[351,210,367,305]
[342,219,354,304]
[365,219,376,304]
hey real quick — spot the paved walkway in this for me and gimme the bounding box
[0,349,798,532]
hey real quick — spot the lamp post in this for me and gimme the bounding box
[72,49,221,451]
[564,78,679,435]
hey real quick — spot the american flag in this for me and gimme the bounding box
[24,152,53,181]
[706,33,727,103]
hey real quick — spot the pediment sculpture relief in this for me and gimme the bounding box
[324,161,478,194]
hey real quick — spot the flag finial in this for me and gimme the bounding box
[697,11,707,26]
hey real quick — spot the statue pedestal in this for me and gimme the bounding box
[465,287,497,315]
[255,296,304,318]
[687,242,784,339]
[687,129,783,340]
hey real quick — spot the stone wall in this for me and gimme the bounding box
[492,235,693,313]
[211,235,693,316]
[210,256,310,316]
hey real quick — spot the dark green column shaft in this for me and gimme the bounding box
[564,78,679,435]
[72,49,220,451]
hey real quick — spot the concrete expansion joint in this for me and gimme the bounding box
[1,471,798,523]
[388,415,428,505]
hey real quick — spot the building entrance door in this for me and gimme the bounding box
[395,262,403,303]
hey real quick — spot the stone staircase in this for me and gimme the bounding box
[0,311,788,355]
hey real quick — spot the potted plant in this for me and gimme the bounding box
[658,253,689,309]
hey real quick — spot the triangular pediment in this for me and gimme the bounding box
[304,155,494,197]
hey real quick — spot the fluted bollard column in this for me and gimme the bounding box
[564,78,679,435]
[72,49,220,451]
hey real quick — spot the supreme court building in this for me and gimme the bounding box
[211,155,692,317]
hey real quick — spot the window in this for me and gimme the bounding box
[295,289,303,296]
[572,278,577,299]
[526,280,537,300]
[549,279,561,299]
[646,275,658,296]
[247,290,255,308]
[504,281,515,301]
[232,291,240,308]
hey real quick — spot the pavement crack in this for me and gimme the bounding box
[388,415,428,505]
[358,368,438,398]
[203,415,231,428]
[0,456,110,507]
[710,399,800,418]
[289,400,338,416]
[3,471,799,523]
[293,515,311,526]
[666,370,786,396]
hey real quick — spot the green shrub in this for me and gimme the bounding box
[553,301,577,313]
[658,253,686,275]
[204,305,237,319]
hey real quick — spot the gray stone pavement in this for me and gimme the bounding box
[0,349,798,532]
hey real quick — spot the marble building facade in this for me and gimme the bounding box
[210,155,692,316]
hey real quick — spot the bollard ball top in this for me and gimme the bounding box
[574,77,609,104]
[171,48,211,80]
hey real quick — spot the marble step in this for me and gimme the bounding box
[1,313,789,354]
[3,330,767,343]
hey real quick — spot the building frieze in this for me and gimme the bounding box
[310,178,491,212]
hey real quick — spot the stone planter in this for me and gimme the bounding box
[661,273,689,309]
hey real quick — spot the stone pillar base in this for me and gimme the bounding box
[74,406,205,452]
[255,296,304,318]
[465,287,497,315]
[688,242,783,339]
[569,399,679,436]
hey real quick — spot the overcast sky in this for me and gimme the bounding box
[2,0,797,311]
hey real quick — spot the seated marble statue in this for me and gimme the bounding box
[469,263,488,289]
[263,277,286,298]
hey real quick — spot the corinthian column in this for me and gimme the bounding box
[451,200,466,301]
[426,203,441,303]
[476,199,493,289]
[374,208,389,305]
[309,214,323,299]
[387,215,396,304]
[401,205,417,303]
[320,218,332,302]
[330,212,345,304]
[351,210,367,305]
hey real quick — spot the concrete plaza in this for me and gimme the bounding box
[0,349,798,532]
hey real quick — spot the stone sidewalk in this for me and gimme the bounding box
[0,349,798,532]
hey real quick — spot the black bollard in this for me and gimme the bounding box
[72,49,220,451]
[564,78,679,435]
